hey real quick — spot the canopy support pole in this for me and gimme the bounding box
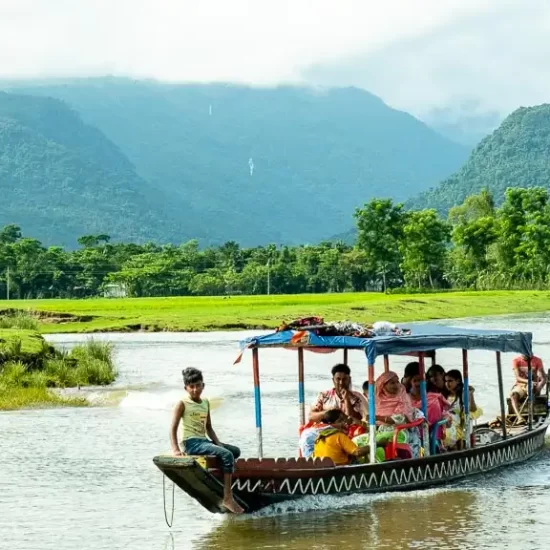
[527,356,533,430]
[343,349,348,365]
[367,362,376,463]
[383,354,389,372]
[496,351,507,440]
[252,348,264,458]
[462,349,471,449]
[431,352,436,367]
[298,348,305,426]
[418,353,428,420]
[418,352,430,456]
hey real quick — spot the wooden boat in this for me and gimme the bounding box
[153,323,549,514]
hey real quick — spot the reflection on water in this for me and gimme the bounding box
[2,315,550,550]
[195,489,479,550]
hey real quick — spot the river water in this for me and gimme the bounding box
[2,314,550,550]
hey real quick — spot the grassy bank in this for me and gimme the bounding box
[0,386,88,411]
[0,291,549,334]
[0,328,116,410]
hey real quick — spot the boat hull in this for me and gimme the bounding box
[154,420,548,513]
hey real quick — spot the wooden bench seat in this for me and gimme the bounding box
[506,395,547,417]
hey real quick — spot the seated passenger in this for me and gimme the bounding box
[375,371,422,458]
[309,363,368,424]
[443,369,481,450]
[300,420,331,458]
[426,364,446,395]
[408,367,451,443]
[401,361,420,393]
[313,409,371,465]
[375,371,415,424]
[407,364,451,424]
[510,355,547,423]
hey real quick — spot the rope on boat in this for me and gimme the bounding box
[163,474,175,528]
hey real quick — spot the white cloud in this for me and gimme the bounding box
[304,1,550,116]
[0,0,548,115]
[0,1,495,81]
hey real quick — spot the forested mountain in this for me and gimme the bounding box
[0,92,208,246]
[409,105,550,213]
[3,78,468,245]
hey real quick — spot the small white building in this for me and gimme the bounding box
[103,283,128,298]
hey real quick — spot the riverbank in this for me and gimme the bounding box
[0,329,116,410]
[0,290,550,333]
[1,386,88,411]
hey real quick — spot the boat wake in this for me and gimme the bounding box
[56,385,224,410]
[242,487,451,519]
[119,390,223,410]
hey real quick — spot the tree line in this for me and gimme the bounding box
[1,187,549,299]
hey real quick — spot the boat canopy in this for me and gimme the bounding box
[240,323,533,364]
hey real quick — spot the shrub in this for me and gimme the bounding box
[25,370,50,388]
[70,339,114,369]
[0,361,28,386]
[0,337,23,364]
[74,358,117,386]
[44,358,77,388]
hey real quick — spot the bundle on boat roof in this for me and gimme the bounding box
[239,323,533,364]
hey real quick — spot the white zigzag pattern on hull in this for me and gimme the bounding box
[280,433,544,496]
[232,433,545,495]
[233,479,264,492]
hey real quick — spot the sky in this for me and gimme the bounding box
[1,1,549,117]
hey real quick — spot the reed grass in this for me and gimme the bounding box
[70,339,114,369]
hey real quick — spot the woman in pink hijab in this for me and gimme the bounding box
[375,370,423,458]
[375,371,415,424]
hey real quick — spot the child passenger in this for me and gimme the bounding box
[443,369,481,450]
[313,409,371,465]
[170,367,243,514]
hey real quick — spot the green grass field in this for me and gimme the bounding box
[0,328,46,353]
[0,290,549,333]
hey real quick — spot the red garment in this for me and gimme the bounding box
[348,424,366,438]
[512,356,544,377]
[411,392,450,425]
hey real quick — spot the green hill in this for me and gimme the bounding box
[4,78,468,245]
[409,105,550,212]
[0,91,209,246]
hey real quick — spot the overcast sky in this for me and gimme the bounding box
[1,1,549,116]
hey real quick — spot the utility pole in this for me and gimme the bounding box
[266,259,271,296]
[6,266,10,301]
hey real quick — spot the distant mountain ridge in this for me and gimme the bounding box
[408,104,550,213]
[0,91,206,246]
[2,78,468,245]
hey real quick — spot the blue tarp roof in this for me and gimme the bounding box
[240,323,533,364]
